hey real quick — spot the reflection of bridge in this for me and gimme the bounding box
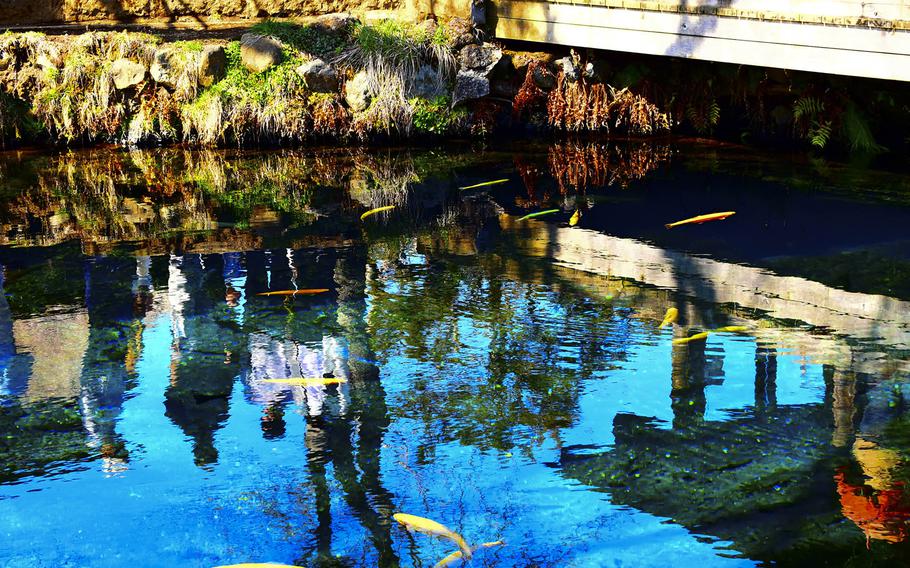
[492,0,910,81]
[501,216,910,378]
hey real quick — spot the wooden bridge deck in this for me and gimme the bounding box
[492,0,910,81]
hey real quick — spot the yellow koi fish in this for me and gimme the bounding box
[714,325,749,333]
[665,211,735,229]
[257,289,329,296]
[659,307,678,328]
[434,540,506,568]
[262,378,347,386]
[458,179,509,190]
[518,209,560,221]
[672,331,710,345]
[392,513,472,560]
[569,209,582,227]
[360,205,396,221]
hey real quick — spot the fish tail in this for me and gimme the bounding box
[449,533,473,560]
[664,223,674,229]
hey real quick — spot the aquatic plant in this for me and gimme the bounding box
[411,96,467,135]
[546,73,670,135]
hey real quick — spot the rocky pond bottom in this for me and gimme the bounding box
[1,140,909,567]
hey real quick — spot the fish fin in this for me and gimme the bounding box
[448,533,473,561]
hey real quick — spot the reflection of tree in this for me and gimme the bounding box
[365,238,633,452]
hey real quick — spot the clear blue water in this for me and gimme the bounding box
[0,142,909,567]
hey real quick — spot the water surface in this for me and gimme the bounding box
[1,141,909,567]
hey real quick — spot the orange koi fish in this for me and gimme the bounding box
[665,211,735,229]
[262,378,347,386]
[256,289,329,297]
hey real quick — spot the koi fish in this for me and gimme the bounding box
[569,209,581,226]
[672,331,710,345]
[458,179,509,190]
[257,289,329,296]
[262,378,347,386]
[434,540,506,568]
[518,209,560,221]
[714,325,749,333]
[360,205,396,221]
[665,211,735,229]
[392,513,472,560]
[659,307,678,328]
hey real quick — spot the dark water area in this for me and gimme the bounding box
[0,140,909,567]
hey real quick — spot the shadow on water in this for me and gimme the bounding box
[0,140,909,565]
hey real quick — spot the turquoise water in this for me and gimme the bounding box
[0,142,909,567]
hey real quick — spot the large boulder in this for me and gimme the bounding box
[240,34,283,73]
[150,48,187,89]
[344,71,372,112]
[445,17,476,50]
[111,58,146,90]
[459,43,502,75]
[453,70,489,105]
[295,58,338,93]
[198,45,226,87]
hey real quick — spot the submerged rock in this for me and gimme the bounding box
[296,58,338,93]
[459,43,502,76]
[111,58,146,90]
[453,70,489,105]
[240,33,283,73]
[344,70,372,112]
[197,45,226,88]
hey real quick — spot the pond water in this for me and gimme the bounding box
[0,140,909,567]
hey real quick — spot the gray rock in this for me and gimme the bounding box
[445,17,476,50]
[453,70,489,105]
[240,34,283,73]
[150,48,191,89]
[198,45,226,87]
[344,70,372,112]
[407,64,444,99]
[110,58,146,90]
[314,12,357,34]
[459,43,502,75]
[296,58,339,93]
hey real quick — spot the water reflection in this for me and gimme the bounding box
[0,142,908,566]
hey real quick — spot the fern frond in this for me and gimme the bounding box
[793,96,824,120]
[842,102,886,153]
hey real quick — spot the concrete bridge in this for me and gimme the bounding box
[492,0,910,81]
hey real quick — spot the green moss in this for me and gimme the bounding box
[411,96,467,135]
[170,40,204,53]
[250,20,349,57]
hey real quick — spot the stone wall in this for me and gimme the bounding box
[0,0,422,26]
